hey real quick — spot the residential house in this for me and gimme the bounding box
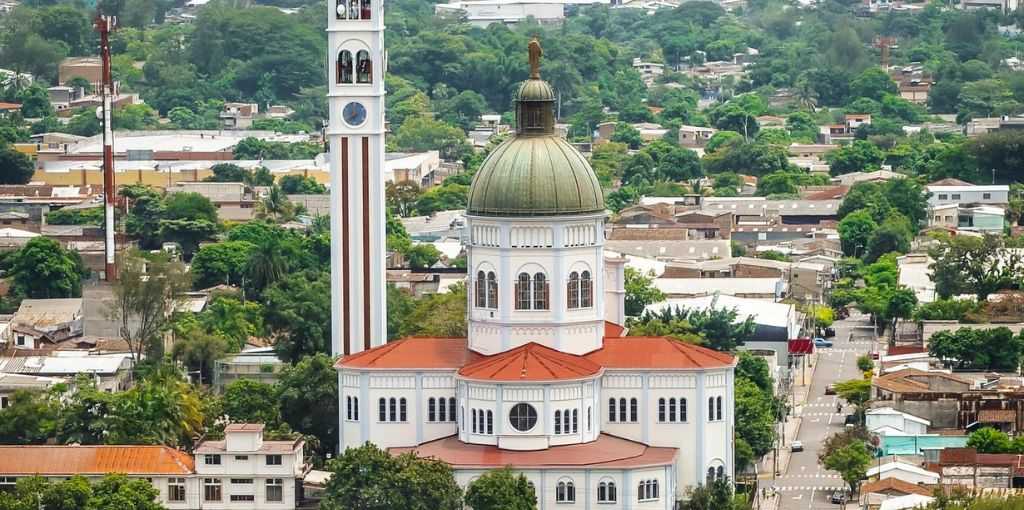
[166,181,258,222]
[931,447,1024,489]
[647,294,801,368]
[0,373,63,409]
[219,102,259,129]
[960,0,1018,13]
[0,351,134,392]
[898,254,936,303]
[657,256,830,302]
[632,58,664,86]
[832,170,905,186]
[867,461,940,485]
[926,183,1009,208]
[860,478,935,510]
[58,57,103,90]
[788,144,837,159]
[4,298,83,350]
[866,407,931,435]
[385,151,445,188]
[0,424,307,509]
[879,494,936,510]
[818,114,872,144]
[604,239,732,261]
[0,102,21,119]
[678,125,717,148]
[929,203,1005,233]
[213,347,286,391]
[434,0,572,27]
[653,277,784,300]
[194,424,306,508]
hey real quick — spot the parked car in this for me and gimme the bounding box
[830,489,848,504]
[813,337,833,348]
[871,352,880,360]
[824,327,836,337]
[790,441,803,452]
[844,414,858,426]
[825,384,836,395]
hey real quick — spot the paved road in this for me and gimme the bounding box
[772,316,875,510]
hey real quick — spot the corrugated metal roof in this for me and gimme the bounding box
[0,445,194,475]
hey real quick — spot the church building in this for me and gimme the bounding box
[333,40,737,508]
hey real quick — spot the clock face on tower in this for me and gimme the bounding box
[342,102,367,127]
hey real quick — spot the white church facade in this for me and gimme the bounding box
[330,30,737,505]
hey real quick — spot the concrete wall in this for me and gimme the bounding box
[889,399,960,429]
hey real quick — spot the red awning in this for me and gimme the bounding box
[788,338,814,355]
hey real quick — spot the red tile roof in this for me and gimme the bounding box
[458,343,603,382]
[336,337,483,370]
[390,434,677,469]
[604,321,625,338]
[337,334,734,373]
[860,477,933,497]
[0,446,194,475]
[585,337,735,370]
[886,345,927,356]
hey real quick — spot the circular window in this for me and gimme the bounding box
[509,403,538,432]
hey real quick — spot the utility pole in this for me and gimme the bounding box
[96,15,117,281]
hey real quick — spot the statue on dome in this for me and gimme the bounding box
[528,37,543,80]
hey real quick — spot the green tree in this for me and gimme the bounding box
[15,84,54,118]
[624,267,665,317]
[171,323,229,385]
[928,327,1024,371]
[833,379,872,409]
[864,214,913,262]
[264,271,330,362]
[222,379,282,428]
[837,210,877,258]
[190,241,255,289]
[856,355,873,372]
[11,237,85,299]
[734,377,777,461]
[703,141,791,176]
[0,389,59,444]
[320,443,462,510]
[400,282,468,337]
[823,441,872,493]
[205,163,250,183]
[849,67,898,102]
[279,174,326,194]
[736,351,773,395]
[405,244,442,269]
[929,234,1021,300]
[109,251,190,362]
[277,353,339,462]
[827,140,885,175]
[89,474,165,510]
[967,427,1013,454]
[414,183,469,216]
[463,467,537,510]
[0,145,35,184]
[611,122,643,149]
[245,237,289,297]
[194,294,265,349]
[680,478,745,510]
[392,115,471,161]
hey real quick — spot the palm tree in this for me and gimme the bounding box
[245,237,288,295]
[256,185,295,222]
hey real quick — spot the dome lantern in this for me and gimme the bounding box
[466,39,604,218]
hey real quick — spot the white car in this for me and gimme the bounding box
[790,440,803,452]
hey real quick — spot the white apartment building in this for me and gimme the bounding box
[926,184,1009,207]
[0,424,306,510]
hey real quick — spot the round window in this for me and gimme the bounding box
[509,403,538,432]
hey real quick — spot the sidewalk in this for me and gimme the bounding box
[754,352,818,510]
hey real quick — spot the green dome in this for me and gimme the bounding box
[516,79,556,102]
[466,135,605,217]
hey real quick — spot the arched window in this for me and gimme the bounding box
[554,410,562,434]
[556,480,575,502]
[360,0,370,19]
[352,397,358,420]
[487,410,493,434]
[707,468,715,485]
[399,398,407,421]
[630,398,638,422]
[572,409,578,433]
[533,273,548,310]
[378,398,386,422]
[389,397,397,422]
[598,482,607,502]
[618,398,627,423]
[487,272,498,308]
[708,397,715,421]
[716,466,725,481]
[449,398,456,421]
[356,50,372,84]
[428,398,436,422]
[346,396,352,420]
[587,407,592,431]
[608,398,616,422]
[607,481,617,502]
[652,480,659,499]
[567,271,580,309]
[347,0,358,19]
[580,270,593,307]
[516,273,531,310]
[716,396,723,421]
[680,398,687,422]
[437,397,446,422]
[471,409,477,433]
[658,398,666,422]
[669,398,677,422]
[336,50,353,84]
[461,407,464,430]
[475,271,486,308]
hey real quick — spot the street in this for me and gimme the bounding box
[766,316,875,510]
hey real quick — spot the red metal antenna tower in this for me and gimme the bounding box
[95,15,117,281]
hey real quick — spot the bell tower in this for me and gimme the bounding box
[327,0,386,355]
